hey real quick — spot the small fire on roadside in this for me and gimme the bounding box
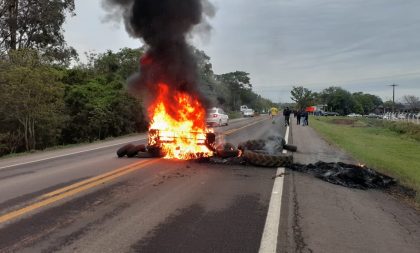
[148,83,213,160]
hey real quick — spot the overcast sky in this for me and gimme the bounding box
[63,0,420,103]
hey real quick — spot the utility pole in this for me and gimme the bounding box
[389,84,398,113]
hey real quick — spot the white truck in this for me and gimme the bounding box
[240,105,255,117]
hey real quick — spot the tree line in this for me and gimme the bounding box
[290,86,419,115]
[0,1,275,156]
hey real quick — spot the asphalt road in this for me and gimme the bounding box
[0,116,284,253]
[0,115,419,253]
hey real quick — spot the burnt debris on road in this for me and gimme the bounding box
[116,134,296,168]
[289,161,396,190]
[116,134,397,190]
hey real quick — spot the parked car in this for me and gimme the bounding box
[324,111,340,116]
[314,110,325,116]
[366,113,380,118]
[206,108,229,126]
[347,113,362,117]
[243,108,255,117]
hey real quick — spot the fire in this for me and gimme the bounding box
[148,83,213,159]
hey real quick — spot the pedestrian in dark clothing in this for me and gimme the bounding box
[296,110,301,125]
[303,111,309,126]
[283,107,291,126]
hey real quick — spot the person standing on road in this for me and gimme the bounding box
[296,110,301,125]
[283,107,291,126]
[303,110,309,126]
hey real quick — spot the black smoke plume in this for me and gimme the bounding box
[103,0,215,117]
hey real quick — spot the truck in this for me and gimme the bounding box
[240,105,255,117]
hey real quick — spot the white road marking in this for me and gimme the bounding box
[0,138,147,170]
[259,125,289,253]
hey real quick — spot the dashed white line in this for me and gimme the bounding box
[259,125,289,253]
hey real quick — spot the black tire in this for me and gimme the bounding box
[136,151,154,158]
[126,144,146,158]
[283,144,297,152]
[216,143,239,158]
[147,145,165,158]
[238,139,266,151]
[243,150,293,167]
[116,144,135,158]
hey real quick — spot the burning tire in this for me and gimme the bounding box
[126,144,147,158]
[215,143,239,158]
[243,150,293,167]
[116,143,135,158]
[238,136,297,153]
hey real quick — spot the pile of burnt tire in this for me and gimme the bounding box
[116,144,156,158]
[289,162,396,189]
[116,135,297,168]
[208,136,297,168]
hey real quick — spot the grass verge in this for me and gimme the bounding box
[310,116,420,201]
[228,111,243,119]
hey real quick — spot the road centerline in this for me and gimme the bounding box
[0,159,157,224]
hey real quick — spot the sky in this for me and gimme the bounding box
[63,0,420,103]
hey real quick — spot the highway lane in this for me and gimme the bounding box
[2,114,418,253]
[0,115,286,252]
[0,116,258,207]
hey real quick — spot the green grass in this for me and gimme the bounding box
[228,111,243,119]
[310,116,420,196]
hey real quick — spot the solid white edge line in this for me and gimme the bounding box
[0,138,147,170]
[258,125,289,253]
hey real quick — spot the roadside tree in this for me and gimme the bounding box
[0,0,77,65]
[0,50,66,153]
[402,95,420,112]
[290,86,315,110]
[319,87,355,115]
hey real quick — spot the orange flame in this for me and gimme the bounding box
[148,83,213,159]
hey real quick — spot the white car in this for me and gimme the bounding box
[206,108,229,126]
[347,113,362,117]
[243,108,255,117]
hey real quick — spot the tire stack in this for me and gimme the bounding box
[238,136,295,167]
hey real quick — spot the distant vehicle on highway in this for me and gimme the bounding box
[366,113,380,118]
[324,111,340,116]
[243,108,255,117]
[206,107,229,126]
[240,105,249,112]
[347,113,362,117]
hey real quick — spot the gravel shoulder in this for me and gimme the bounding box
[278,116,420,253]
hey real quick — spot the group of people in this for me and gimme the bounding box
[295,109,309,126]
[282,107,309,127]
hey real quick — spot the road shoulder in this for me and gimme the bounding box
[278,117,420,253]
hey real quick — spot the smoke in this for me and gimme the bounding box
[102,0,215,115]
